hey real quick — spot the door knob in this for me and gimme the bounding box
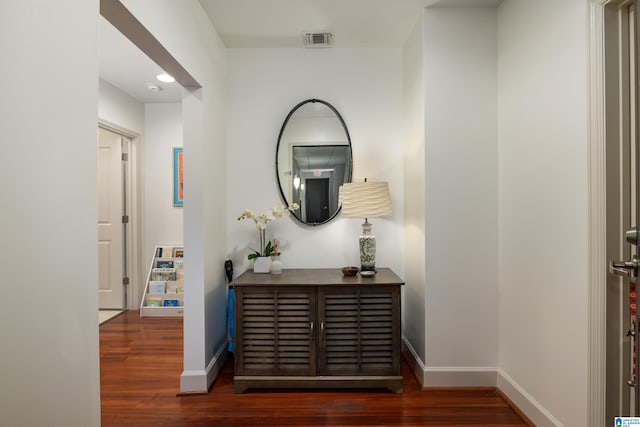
[610,256,640,278]
[627,227,639,245]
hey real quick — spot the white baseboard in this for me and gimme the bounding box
[403,336,561,425]
[401,336,565,425]
[402,336,426,387]
[424,366,497,387]
[497,369,563,427]
[179,340,229,394]
[402,336,496,387]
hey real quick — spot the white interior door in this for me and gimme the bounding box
[98,127,125,309]
[607,0,639,419]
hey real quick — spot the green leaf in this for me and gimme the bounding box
[247,249,261,260]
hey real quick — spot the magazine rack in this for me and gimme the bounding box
[139,245,184,317]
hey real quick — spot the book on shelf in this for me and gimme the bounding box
[173,248,184,258]
[148,281,166,294]
[151,268,176,281]
[162,299,179,307]
[165,281,183,294]
[145,298,162,307]
[155,259,175,269]
[157,246,175,259]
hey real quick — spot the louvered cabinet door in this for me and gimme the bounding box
[235,286,316,377]
[317,286,401,376]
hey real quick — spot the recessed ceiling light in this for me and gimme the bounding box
[146,83,163,92]
[156,73,175,83]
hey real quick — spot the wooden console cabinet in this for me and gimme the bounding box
[232,268,404,393]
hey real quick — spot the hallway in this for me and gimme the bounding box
[100,311,529,426]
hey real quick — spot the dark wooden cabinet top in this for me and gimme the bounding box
[231,268,404,287]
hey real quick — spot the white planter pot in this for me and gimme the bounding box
[253,256,271,273]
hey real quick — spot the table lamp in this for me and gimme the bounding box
[338,180,392,273]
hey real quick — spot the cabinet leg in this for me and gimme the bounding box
[233,382,248,394]
[388,382,404,394]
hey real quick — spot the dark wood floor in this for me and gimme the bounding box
[100,310,529,427]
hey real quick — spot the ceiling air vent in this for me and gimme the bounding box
[303,32,333,48]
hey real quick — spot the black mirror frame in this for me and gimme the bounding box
[275,98,353,226]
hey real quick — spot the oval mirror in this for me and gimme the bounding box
[276,99,353,226]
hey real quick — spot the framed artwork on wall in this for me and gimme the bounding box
[173,147,184,206]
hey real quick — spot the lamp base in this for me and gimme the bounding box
[359,221,376,273]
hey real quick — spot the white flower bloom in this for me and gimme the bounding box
[256,214,269,229]
[238,202,294,259]
[237,209,254,221]
[272,203,288,219]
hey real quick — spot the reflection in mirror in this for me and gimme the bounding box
[276,99,352,225]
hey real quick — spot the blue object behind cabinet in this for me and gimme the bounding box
[227,288,234,352]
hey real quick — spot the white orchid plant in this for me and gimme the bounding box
[237,202,299,260]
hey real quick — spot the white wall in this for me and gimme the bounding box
[121,0,228,392]
[144,103,184,282]
[403,17,427,365]
[226,48,405,277]
[421,8,499,384]
[0,1,100,426]
[497,1,588,425]
[99,78,145,134]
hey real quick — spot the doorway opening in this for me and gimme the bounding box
[99,6,190,318]
[305,178,330,223]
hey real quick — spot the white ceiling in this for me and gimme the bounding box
[99,16,183,103]
[199,0,503,48]
[99,0,502,103]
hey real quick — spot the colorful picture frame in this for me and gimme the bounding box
[173,147,184,206]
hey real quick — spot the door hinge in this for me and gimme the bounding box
[122,277,130,286]
[122,153,128,161]
[122,215,129,224]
